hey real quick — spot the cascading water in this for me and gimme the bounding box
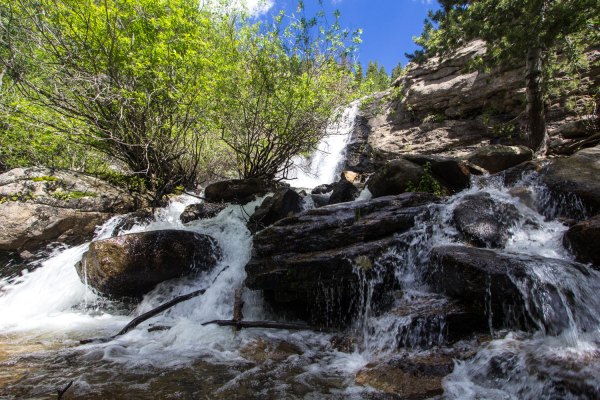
[1,145,600,398]
[285,101,360,189]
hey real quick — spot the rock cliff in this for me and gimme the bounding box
[345,40,599,172]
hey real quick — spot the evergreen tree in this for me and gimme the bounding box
[354,63,364,85]
[413,0,598,152]
[378,65,390,88]
[391,61,403,81]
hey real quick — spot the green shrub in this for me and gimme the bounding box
[406,163,443,196]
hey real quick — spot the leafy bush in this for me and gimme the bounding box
[406,163,443,196]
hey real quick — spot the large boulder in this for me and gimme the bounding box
[247,188,304,233]
[427,245,595,334]
[563,214,600,267]
[452,193,521,248]
[245,192,438,327]
[539,146,600,220]
[466,145,534,174]
[180,202,227,224]
[77,230,221,298]
[366,159,425,198]
[204,178,286,204]
[327,178,359,205]
[0,168,142,258]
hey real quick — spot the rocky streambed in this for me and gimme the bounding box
[0,143,599,399]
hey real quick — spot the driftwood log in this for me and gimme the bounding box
[201,320,312,330]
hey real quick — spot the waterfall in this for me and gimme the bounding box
[1,162,600,397]
[285,100,360,189]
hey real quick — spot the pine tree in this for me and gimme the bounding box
[413,0,598,152]
[354,63,363,85]
[391,62,403,81]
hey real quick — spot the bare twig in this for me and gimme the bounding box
[80,266,230,344]
[57,380,73,399]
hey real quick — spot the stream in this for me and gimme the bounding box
[1,104,599,399]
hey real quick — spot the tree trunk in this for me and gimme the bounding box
[525,45,547,152]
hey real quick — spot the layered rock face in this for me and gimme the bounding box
[0,168,142,258]
[344,41,599,172]
[245,192,437,327]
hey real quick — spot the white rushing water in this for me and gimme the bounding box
[1,139,600,397]
[285,100,360,189]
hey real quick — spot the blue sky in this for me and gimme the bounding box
[245,0,441,73]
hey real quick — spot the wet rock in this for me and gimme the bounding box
[355,354,454,399]
[427,245,593,333]
[77,230,221,298]
[564,214,600,267]
[499,160,543,187]
[0,251,23,281]
[204,178,287,204]
[387,294,486,348]
[239,338,303,363]
[248,188,304,233]
[310,192,331,208]
[452,193,521,248]
[466,145,534,174]
[330,335,359,353]
[112,208,155,235]
[366,159,425,198]
[328,178,359,205]
[0,168,142,257]
[508,187,537,211]
[180,202,227,224]
[403,154,472,193]
[311,184,334,195]
[246,192,438,327]
[540,145,600,220]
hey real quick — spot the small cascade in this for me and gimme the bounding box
[1,157,600,397]
[285,100,360,189]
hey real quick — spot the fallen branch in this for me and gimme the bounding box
[183,191,208,201]
[80,266,229,344]
[201,320,313,331]
[57,380,73,399]
[550,133,600,155]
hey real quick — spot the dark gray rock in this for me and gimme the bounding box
[77,230,221,298]
[403,154,472,193]
[311,184,334,195]
[467,145,534,174]
[498,160,543,186]
[427,245,595,334]
[180,202,227,224]
[366,159,425,198]
[328,179,359,205]
[564,214,600,267]
[386,294,486,348]
[452,192,521,248]
[112,208,155,236]
[248,189,304,233]
[246,192,438,327]
[539,146,600,220]
[204,178,287,204]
